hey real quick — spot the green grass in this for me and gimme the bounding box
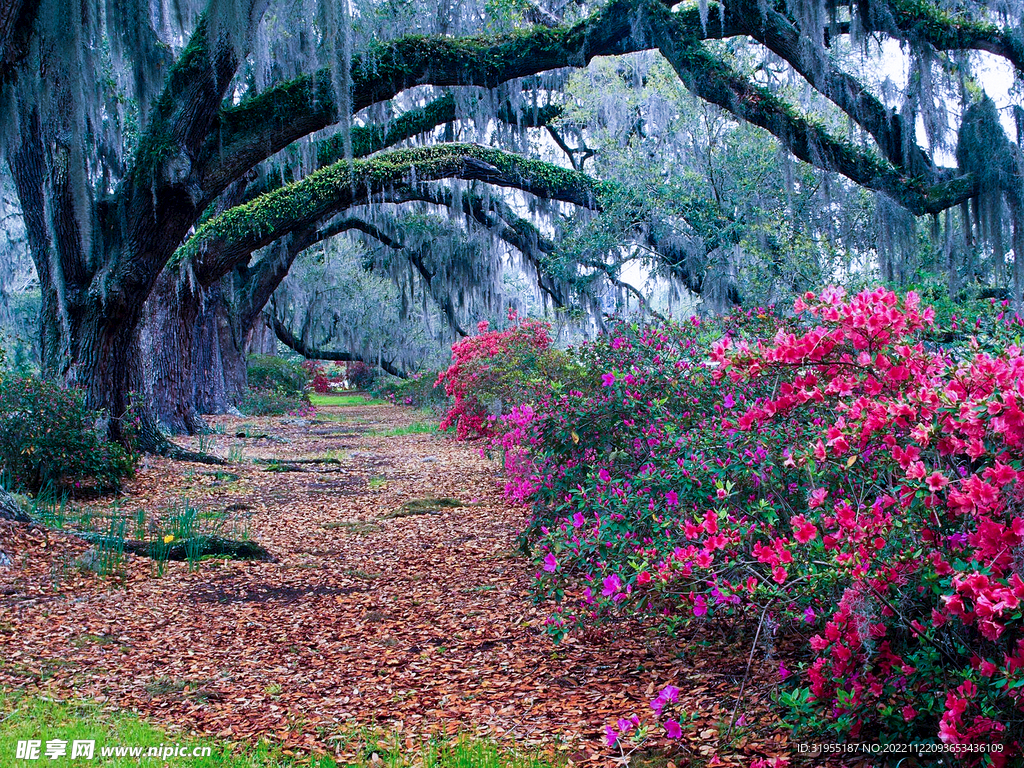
[381,497,463,519]
[0,689,330,767]
[371,422,438,437]
[0,690,560,767]
[308,393,386,407]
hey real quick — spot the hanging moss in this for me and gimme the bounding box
[644,0,958,214]
[956,95,1022,288]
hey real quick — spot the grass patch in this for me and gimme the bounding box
[371,422,438,437]
[312,449,350,462]
[0,688,333,767]
[308,393,386,407]
[339,734,564,768]
[321,520,382,534]
[380,497,463,519]
[341,568,380,581]
[0,690,560,767]
[262,462,304,473]
[367,477,388,490]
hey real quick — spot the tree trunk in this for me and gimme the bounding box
[193,283,230,415]
[194,279,249,414]
[147,267,207,435]
[247,314,277,355]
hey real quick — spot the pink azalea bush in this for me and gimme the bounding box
[435,313,557,439]
[441,291,1024,760]
[714,287,1024,758]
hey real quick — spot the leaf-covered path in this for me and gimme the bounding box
[0,400,795,766]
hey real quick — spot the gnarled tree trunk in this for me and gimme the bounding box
[147,266,207,434]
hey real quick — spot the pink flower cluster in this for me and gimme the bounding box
[720,287,1024,754]
[435,314,552,439]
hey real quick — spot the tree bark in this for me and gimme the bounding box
[147,267,207,434]
[0,0,37,84]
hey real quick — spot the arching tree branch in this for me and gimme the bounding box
[271,315,410,379]
[641,0,975,214]
[201,0,647,193]
[181,143,604,279]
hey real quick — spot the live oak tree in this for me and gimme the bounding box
[2,0,1024,447]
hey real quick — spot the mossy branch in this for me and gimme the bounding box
[179,143,604,277]
[271,316,409,378]
[642,0,975,214]
[195,0,999,224]
[200,0,642,191]
[877,0,1024,71]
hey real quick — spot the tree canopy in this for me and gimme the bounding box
[1,0,1023,444]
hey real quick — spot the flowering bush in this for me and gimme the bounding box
[715,287,1024,755]
[0,376,137,493]
[464,290,1024,760]
[435,315,563,439]
[303,361,331,393]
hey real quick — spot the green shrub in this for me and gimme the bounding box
[246,355,309,395]
[372,371,449,411]
[0,377,137,494]
[239,386,308,416]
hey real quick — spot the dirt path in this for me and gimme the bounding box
[0,401,791,766]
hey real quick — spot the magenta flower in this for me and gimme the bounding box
[604,725,618,746]
[602,574,622,597]
[808,487,828,508]
[664,719,683,738]
[543,553,558,572]
[790,514,819,544]
[693,595,708,616]
[601,372,616,387]
[663,685,680,702]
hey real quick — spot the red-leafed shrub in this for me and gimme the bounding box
[347,361,376,390]
[303,360,331,393]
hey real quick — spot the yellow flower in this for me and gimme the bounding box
[163,535,174,544]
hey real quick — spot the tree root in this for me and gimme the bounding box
[0,488,30,522]
[161,442,227,465]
